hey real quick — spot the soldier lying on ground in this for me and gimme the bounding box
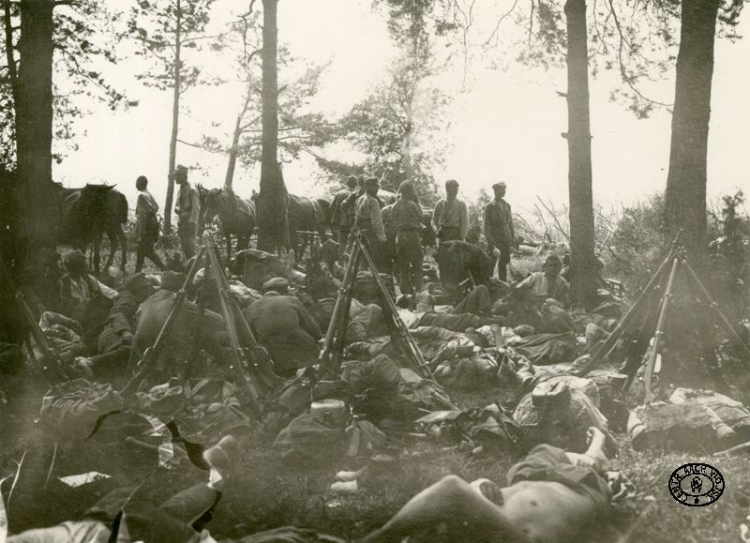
[58,250,118,331]
[7,435,343,543]
[363,427,613,543]
[243,277,322,378]
[128,271,226,379]
[6,429,611,543]
[409,284,505,333]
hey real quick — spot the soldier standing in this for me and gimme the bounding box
[432,179,468,245]
[392,181,423,296]
[483,181,515,282]
[173,165,200,260]
[354,177,387,271]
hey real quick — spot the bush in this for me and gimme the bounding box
[608,193,669,293]
[609,191,750,321]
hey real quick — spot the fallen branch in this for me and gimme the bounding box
[536,196,570,241]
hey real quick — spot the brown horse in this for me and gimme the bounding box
[58,184,128,273]
[198,185,256,261]
[251,191,331,255]
[287,194,331,250]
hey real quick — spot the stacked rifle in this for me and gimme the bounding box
[0,256,67,383]
[319,235,434,382]
[123,238,282,411]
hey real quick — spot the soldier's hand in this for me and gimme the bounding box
[378,235,387,243]
[121,331,134,345]
[492,248,501,258]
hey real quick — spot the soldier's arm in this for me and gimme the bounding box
[189,191,201,224]
[459,201,468,240]
[483,205,496,250]
[295,299,323,339]
[371,199,386,241]
[432,201,442,232]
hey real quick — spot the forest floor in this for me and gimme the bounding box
[2,381,750,543]
[2,240,750,542]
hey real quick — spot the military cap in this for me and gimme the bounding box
[262,277,290,291]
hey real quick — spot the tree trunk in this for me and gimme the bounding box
[257,0,288,253]
[564,0,598,308]
[665,0,720,261]
[16,0,56,261]
[163,0,182,234]
[224,111,243,190]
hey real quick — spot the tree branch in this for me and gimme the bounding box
[177,138,226,153]
[605,0,673,108]
[482,0,519,47]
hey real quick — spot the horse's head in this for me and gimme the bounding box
[79,184,116,223]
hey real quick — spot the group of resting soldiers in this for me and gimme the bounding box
[4,166,622,542]
[329,175,517,299]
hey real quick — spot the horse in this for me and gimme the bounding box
[288,194,331,252]
[251,191,331,256]
[198,185,256,261]
[58,184,128,274]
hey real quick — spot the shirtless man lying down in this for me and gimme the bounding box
[364,427,612,543]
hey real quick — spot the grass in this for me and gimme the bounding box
[3,377,749,542]
[3,241,749,542]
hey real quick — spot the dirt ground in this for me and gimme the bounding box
[2,378,750,543]
[3,241,749,542]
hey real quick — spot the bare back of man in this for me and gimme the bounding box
[363,427,610,543]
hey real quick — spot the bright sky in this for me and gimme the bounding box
[53,0,750,217]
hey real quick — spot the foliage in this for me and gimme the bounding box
[608,192,668,291]
[338,50,451,206]
[709,190,750,320]
[191,7,335,183]
[233,60,333,165]
[465,188,492,244]
[126,0,220,92]
[0,0,130,168]
[609,191,750,319]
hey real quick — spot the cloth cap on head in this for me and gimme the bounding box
[364,176,379,187]
[445,179,459,188]
[492,182,507,190]
[120,272,153,292]
[262,277,290,291]
[174,165,188,182]
[398,180,415,195]
[64,250,87,274]
[160,271,186,292]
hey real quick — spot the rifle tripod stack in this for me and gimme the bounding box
[319,234,434,382]
[573,234,750,405]
[0,256,67,384]
[123,237,283,412]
